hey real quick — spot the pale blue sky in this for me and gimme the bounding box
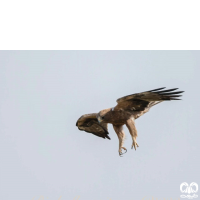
[0,51,199,200]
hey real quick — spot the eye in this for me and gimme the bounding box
[102,116,105,119]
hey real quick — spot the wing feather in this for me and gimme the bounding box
[115,87,184,111]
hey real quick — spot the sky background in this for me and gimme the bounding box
[0,51,199,200]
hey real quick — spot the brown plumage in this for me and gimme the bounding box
[76,87,184,156]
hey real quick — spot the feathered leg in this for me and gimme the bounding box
[126,118,139,150]
[113,125,127,156]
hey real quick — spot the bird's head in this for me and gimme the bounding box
[97,108,112,123]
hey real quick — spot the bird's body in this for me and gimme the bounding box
[76,87,184,156]
[98,109,146,125]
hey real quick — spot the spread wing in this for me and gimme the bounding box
[76,113,110,139]
[114,87,184,111]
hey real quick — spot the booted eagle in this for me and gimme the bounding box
[76,87,184,156]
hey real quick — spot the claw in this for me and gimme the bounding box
[119,147,127,156]
[121,147,127,153]
[131,141,139,150]
[119,151,123,157]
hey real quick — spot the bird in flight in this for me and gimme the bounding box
[76,87,184,156]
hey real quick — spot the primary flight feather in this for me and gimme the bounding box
[76,87,184,156]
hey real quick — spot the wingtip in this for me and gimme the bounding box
[147,87,166,92]
[170,98,182,100]
[162,91,184,95]
[153,88,180,94]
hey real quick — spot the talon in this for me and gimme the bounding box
[119,152,123,157]
[132,139,139,150]
[131,144,135,150]
[121,147,127,154]
[119,147,127,156]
